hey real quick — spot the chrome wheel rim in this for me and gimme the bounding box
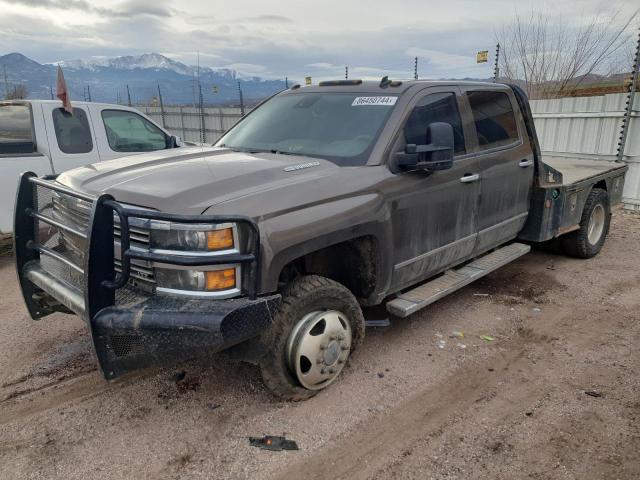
[285,310,352,391]
[587,204,605,245]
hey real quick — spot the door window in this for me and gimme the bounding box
[52,107,93,154]
[0,104,34,154]
[101,110,168,152]
[466,91,519,150]
[404,92,466,154]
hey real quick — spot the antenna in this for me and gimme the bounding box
[414,57,418,80]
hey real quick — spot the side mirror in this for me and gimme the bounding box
[168,135,182,148]
[396,122,455,171]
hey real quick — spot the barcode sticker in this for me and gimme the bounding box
[352,96,398,106]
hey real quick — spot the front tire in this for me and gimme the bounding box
[259,275,365,401]
[561,188,610,258]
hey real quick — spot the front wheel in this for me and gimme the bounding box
[258,275,365,401]
[561,188,610,258]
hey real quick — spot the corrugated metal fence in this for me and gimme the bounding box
[139,93,640,211]
[137,105,249,144]
[530,93,639,211]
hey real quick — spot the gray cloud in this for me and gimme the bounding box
[1,0,638,80]
[240,14,293,23]
[4,0,172,17]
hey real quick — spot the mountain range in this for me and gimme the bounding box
[0,52,289,105]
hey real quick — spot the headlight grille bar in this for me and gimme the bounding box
[102,200,261,299]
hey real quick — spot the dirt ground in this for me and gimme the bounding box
[0,209,639,480]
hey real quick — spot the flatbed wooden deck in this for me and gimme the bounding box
[543,156,627,186]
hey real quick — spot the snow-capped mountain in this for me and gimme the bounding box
[1,52,287,104]
[54,53,195,76]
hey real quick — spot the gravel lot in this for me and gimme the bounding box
[1,209,639,480]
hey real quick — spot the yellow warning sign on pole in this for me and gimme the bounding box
[305,76,312,86]
[476,51,489,63]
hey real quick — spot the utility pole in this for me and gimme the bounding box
[493,43,501,83]
[345,66,348,80]
[238,81,245,117]
[2,65,8,99]
[87,85,92,102]
[617,28,640,163]
[285,76,288,88]
[198,80,205,143]
[49,84,54,100]
[157,84,166,128]
[126,84,132,106]
[414,57,418,80]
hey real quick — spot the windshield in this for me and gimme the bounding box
[215,93,398,166]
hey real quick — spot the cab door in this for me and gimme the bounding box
[41,103,100,173]
[458,87,534,254]
[88,105,171,161]
[386,87,481,292]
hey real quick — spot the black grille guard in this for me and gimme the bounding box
[14,171,262,323]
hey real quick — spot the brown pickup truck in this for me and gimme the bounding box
[14,79,627,400]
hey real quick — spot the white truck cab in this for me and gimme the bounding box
[0,100,180,233]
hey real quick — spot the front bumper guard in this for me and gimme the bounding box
[14,172,279,379]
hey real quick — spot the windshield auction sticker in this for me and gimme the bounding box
[352,96,398,106]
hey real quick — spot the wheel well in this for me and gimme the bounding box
[594,180,607,191]
[278,236,379,299]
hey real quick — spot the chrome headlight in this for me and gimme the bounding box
[150,223,237,252]
[148,222,241,298]
[154,265,240,297]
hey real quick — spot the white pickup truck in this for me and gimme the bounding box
[0,100,181,233]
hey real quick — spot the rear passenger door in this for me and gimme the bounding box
[41,103,99,173]
[460,88,534,253]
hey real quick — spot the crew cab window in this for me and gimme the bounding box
[405,92,465,154]
[52,108,93,154]
[466,91,519,150]
[0,104,35,154]
[101,110,168,152]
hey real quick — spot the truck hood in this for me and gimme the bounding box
[57,147,340,215]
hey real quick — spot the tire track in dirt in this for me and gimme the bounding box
[276,331,547,480]
[0,371,147,425]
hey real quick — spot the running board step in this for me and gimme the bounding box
[386,243,531,318]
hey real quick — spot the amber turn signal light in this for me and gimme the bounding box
[205,268,236,291]
[206,228,234,250]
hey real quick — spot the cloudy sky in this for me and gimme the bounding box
[0,0,638,80]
